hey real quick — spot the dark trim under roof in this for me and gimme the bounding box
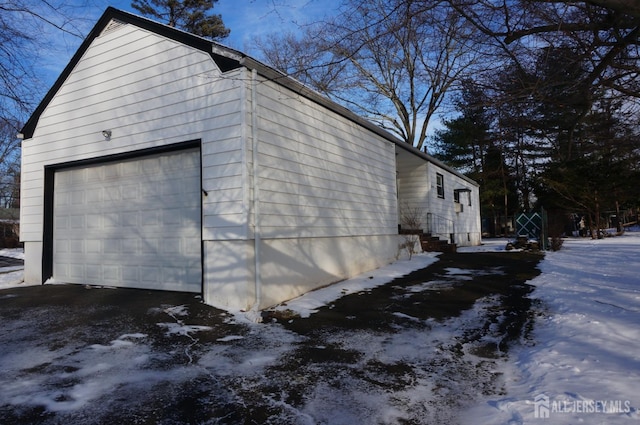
[20,7,477,187]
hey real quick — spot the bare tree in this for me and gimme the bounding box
[0,0,86,131]
[258,0,480,151]
[448,0,640,102]
[0,121,19,209]
[399,202,425,260]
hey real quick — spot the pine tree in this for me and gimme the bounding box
[131,0,230,40]
[432,80,519,236]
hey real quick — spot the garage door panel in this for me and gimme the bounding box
[53,148,202,293]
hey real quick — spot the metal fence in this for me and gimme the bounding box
[426,213,455,244]
[515,208,549,250]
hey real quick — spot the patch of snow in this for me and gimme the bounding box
[156,322,213,336]
[401,279,453,293]
[458,238,512,253]
[0,248,24,260]
[445,267,473,275]
[162,305,189,317]
[267,253,439,318]
[198,325,303,377]
[0,270,26,289]
[1,328,199,414]
[216,335,245,342]
[90,334,148,350]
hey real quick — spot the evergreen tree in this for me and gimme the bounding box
[433,80,518,236]
[534,96,640,235]
[482,145,519,235]
[433,80,490,176]
[131,0,230,40]
[491,61,543,212]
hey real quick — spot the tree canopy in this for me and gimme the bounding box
[2,0,638,237]
[258,0,480,150]
[131,0,229,40]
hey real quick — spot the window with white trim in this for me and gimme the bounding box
[436,173,444,199]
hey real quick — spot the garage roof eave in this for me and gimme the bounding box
[239,56,477,186]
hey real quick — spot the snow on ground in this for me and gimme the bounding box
[463,229,640,424]
[2,233,640,423]
[269,253,440,318]
[0,248,25,290]
[0,248,25,260]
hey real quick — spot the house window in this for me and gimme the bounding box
[436,173,444,199]
[454,188,472,208]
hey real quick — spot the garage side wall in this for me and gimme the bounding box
[255,76,399,308]
[20,23,247,285]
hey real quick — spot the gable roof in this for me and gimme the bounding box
[20,7,477,187]
[20,7,242,139]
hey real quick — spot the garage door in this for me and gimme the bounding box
[52,148,202,292]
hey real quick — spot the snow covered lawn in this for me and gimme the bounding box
[465,230,640,424]
[0,248,25,290]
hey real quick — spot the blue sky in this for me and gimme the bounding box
[80,0,333,53]
[38,0,336,88]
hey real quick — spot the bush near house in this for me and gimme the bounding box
[0,208,20,248]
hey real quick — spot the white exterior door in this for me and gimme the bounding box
[52,148,202,293]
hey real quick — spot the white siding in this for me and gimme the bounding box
[20,12,481,309]
[20,22,247,243]
[253,80,398,239]
[397,150,430,220]
[425,162,481,246]
[204,73,401,310]
[396,147,481,247]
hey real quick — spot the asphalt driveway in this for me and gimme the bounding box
[0,252,542,424]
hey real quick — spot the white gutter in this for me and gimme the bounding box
[251,68,262,314]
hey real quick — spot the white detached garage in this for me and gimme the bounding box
[20,8,480,312]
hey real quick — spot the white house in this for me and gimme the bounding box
[19,8,480,312]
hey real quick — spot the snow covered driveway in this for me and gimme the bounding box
[2,232,639,424]
[0,250,541,424]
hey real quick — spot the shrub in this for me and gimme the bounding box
[550,236,564,251]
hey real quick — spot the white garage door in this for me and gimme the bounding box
[53,148,202,293]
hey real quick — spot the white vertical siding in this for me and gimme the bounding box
[253,79,398,239]
[20,22,247,243]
